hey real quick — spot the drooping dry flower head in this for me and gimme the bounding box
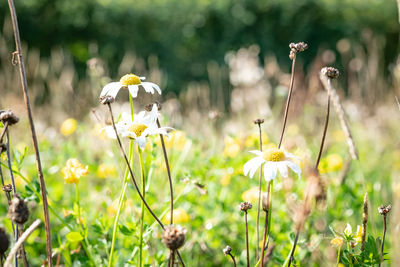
[289,42,308,59]
[2,184,12,193]
[378,204,391,216]
[8,194,29,225]
[62,158,89,184]
[0,110,19,125]
[223,245,232,255]
[162,225,186,250]
[0,227,9,256]
[321,67,340,79]
[99,95,115,105]
[145,102,162,112]
[240,202,253,212]
[253,118,264,125]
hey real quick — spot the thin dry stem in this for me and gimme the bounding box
[278,55,296,149]
[260,181,271,267]
[156,118,174,225]
[315,96,330,170]
[319,72,358,160]
[244,211,250,267]
[6,0,52,264]
[4,219,41,267]
[256,122,263,261]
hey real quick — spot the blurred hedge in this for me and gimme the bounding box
[0,0,398,94]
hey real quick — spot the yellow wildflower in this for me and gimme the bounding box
[157,130,187,150]
[244,132,269,148]
[220,173,231,186]
[318,154,343,174]
[96,164,117,179]
[162,208,190,224]
[60,118,77,136]
[223,136,241,158]
[62,159,89,184]
[355,225,362,243]
[330,237,344,247]
[241,187,259,203]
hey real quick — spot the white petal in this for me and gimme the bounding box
[128,85,139,98]
[263,162,277,181]
[108,86,122,98]
[243,157,264,178]
[140,82,155,94]
[139,76,146,80]
[249,150,263,157]
[277,162,288,178]
[104,126,117,139]
[143,82,162,95]
[286,160,301,178]
[284,152,299,160]
[100,82,121,97]
[136,136,147,150]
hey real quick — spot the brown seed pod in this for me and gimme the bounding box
[378,204,391,216]
[240,202,252,212]
[0,227,9,255]
[162,225,186,250]
[99,95,115,105]
[223,245,232,255]
[8,194,29,225]
[0,110,19,125]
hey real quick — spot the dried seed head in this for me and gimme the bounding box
[0,227,9,255]
[240,202,252,212]
[289,42,308,59]
[223,245,232,255]
[378,204,391,216]
[162,225,186,250]
[321,67,340,79]
[0,110,19,125]
[305,170,326,204]
[253,118,264,125]
[99,95,115,105]
[145,102,162,112]
[0,143,6,154]
[2,184,12,193]
[8,194,29,225]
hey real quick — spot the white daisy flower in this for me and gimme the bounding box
[243,148,301,181]
[100,73,162,99]
[104,104,171,150]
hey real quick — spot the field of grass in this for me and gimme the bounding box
[0,1,400,267]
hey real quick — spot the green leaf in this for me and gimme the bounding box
[66,231,83,243]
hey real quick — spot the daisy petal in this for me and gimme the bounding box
[249,150,263,157]
[140,82,155,94]
[147,82,162,94]
[284,152,299,160]
[136,136,147,150]
[277,162,288,178]
[100,82,121,97]
[263,162,277,181]
[128,85,139,98]
[286,160,302,178]
[243,156,264,178]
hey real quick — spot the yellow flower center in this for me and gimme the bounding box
[128,123,147,137]
[120,74,141,86]
[263,148,285,162]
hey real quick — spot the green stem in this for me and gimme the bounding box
[336,246,341,266]
[108,94,135,267]
[138,147,146,267]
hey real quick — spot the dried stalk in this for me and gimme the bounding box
[255,119,264,261]
[315,96,330,170]
[319,71,358,160]
[4,219,41,267]
[156,118,174,225]
[6,1,52,265]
